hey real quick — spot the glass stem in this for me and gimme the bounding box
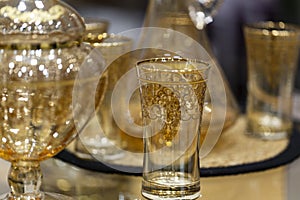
[7,161,44,200]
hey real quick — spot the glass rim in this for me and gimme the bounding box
[84,18,109,31]
[91,34,132,48]
[136,57,210,73]
[244,21,300,37]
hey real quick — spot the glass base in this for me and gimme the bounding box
[142,174,201,200]
[0,192,73,200]
[245,130,290,140]
[142,190,201,200]
[246,113,292,140]
[75,138,125,161]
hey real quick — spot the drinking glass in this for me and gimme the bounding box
[0,0,104,199]
[244,21,300,140]
[137,57,209,199]
[76,32,134,161]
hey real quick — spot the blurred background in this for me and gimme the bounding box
[63,0,300,106]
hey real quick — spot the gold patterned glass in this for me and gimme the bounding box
[244,21,300,140]
[137,57,209,200]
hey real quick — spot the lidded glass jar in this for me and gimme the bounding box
[0,0,92,83]
[0,0,103,199]
[0,0,84,47]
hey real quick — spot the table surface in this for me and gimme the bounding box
[1,98,300,199]
[0,148,300,200]
[0,157,299,199]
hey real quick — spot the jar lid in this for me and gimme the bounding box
[0,0,85,48]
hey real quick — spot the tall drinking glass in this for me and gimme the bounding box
[137,57,209,199]
[76,33,134,161]
[244,21,300,140]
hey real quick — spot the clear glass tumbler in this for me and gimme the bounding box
[244,21,300,140]
[137,57,210,199]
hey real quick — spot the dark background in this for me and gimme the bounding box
[63,0,300,105]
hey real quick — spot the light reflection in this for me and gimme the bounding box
[17,71,22,77]
[1,137,7,143]
[21,23,28,29]
[35,20,41,26]
[35,1,44,9]
[23,107,29,115]
[37,24,43,30]
[17,2,26,12]
[204,103,212,113]
[56,179,72,192]
[56,58,62,64]
[29,50,34,56]
[13,18,19,23]
[55,21,61,29]
[21,66,27,73]
[9,108,14,113]
[49,101,54,107]
[35,49,42,57]
[18,97,28,102]
[22,50,27,56]
[10,129,19,134]
[39,64,45,71]
[48,54,55,60]
[29,70,33,76]
[8,62,14,69]
[16,55,23,62]
[42,69,49,77]
[53,132,59,138]
[30,59,37,65]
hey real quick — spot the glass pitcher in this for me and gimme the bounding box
[139,0,240,156]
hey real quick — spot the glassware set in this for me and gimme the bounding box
[1,0,297,199]
[0,0,235,199]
